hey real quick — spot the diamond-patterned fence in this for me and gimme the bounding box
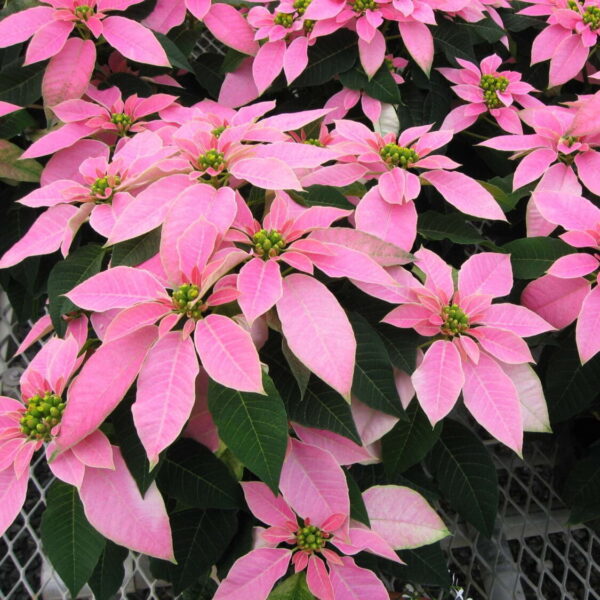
[1,290,599,600]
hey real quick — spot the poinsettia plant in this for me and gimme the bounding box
[0,0,599,598]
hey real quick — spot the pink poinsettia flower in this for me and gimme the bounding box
[333,119,504,250]
[226,191,411,398]
[143,0,212,33]
[0,132,178,269]
[0,335,114,535]
[439,54,542,134]
[214,439,448,600]
[521,0,600,87]
[23,86,178,158]
[0,101,21,117]
[522,191,600,363]
[0,0,169,68]
[479,103,600,200]
[380,249,554,453]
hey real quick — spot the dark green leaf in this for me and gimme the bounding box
[151,509,237,594]
[157,438,243,509]
[88,541,128,600]
[339,65,401,104]
[418,210,484,244]
[0,61,45,105]
[433,21,476,64]
[429,420,498,537]
[155,32,193,71]
[345,470,370,526]
[282,338,310,399]
[194,53,225,99]
[382,404,442,478]
[462,17,506,42]
[0,139,42,182]
[289,185,354,209]
[268,573,316,600]
[0,108,35,139]
[221,48,247,74]
[286,378,361,444]
[122,0,157,20]
[388,543,452,587]
[503,237,573,279]
[294,30,357,87]
[351,313,405,418]
[545,339,600,422]
[564,447,600,524]
[111,228,161,267]
[208,373,288,492]
[47,244,105,335]
[41,481,105,598]
[376,324,422,374]
[111,391,159,495]
[479,175,533,212]
[105,73,153,97]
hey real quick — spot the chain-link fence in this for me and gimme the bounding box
[1,291,599,600]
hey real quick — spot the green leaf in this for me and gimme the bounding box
[461,17,506,43]
[0,109,35,139]
[345,470,370,526]
[111,391,159,495]
[41,481,106,598]
[545,338,600,422]
[433,20,476,64]
[151,509,237,595]
[157,438,243,509]
[88,541,128,600]
[376,324,422,375]
[339,65,401,104]
[418,210,484,245]
[429,420,498,537]
[351,313,405,418]
[268,573,316,600]
[286,378,362,444]
[221,48,247,74]
[122,0,157,20]
[47,244,105,335]
[289,185,354,209]
[478,175,533,212]
[208,373,288,492]
[0,61,44,105]
[564,447,600,524]
[111,228,161,267]
[387,543,452,587]
[502,237,572,279]
[155,32,193,71]
[193,53,226,99]
[0,139,42,182]
[382,404,442,478]
[105,72,153,97]
[294,30,357,87]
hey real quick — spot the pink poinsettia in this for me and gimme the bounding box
[226,191,411,398]
[214,439,448,600]
[0,132,178,269]
[0,0,169,68]
[0,335,114,534]
[479,102,600,210]
[522,191,600,363]
[0,101,21,117]
[332,119,505,250]
[143,0,212,33]
[439,54,541,134]
[23,86,177,158]
[521,0,600,87]
[380,249,554,453]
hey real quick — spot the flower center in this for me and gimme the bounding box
[172,284,202,319]
[303,19,315,32]
[583,6,600,28]
[253,229,286,258]
[293,0,312,15]
[295,525,329,552]
[20,392,65,442]
[74,4,93,19]
[561,135,579,147]
[274,12,295,27]
[90,175,121,199]
[110,112,133,135]
[197,149,225,172]
[211,125,226,138]
[441,304,470,337]
[351,0,377,13]
[480,74,509,109]
[303,138,324,147]
[380,143,419,168]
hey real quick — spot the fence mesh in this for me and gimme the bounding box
[1,292,599,600]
